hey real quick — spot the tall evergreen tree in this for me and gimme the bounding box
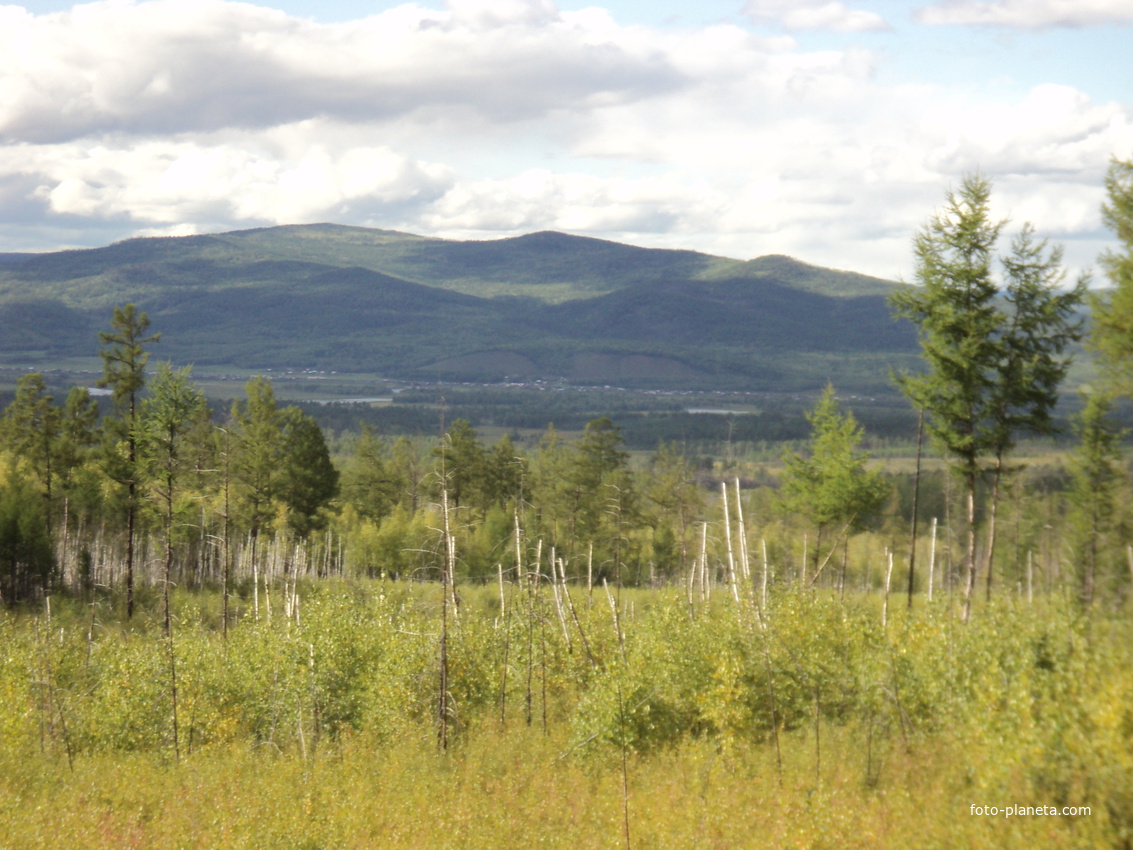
[277,406,339,539]
[230,376,284,546]
[891,175,1083,620]
[97,304,160,619]
[0,471,55,604]
[643,443,703,581]
[1,373,62,520]
[1066,390,1126,607]
[1090,157,1133,392]
[434,419,485,511]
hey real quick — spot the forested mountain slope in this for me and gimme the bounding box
[0,224,918,391]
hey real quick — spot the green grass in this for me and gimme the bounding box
[0,582,1129,847]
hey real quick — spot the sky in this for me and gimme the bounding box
[1,0,1131,282]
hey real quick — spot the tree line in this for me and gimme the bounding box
[1,158,1132,619]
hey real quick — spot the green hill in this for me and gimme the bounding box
[0,224,917,392]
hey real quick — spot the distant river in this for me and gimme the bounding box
[312,397,392,405]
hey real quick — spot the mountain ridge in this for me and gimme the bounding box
[0,224,917,393]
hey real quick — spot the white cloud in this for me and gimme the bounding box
[920,85,1130,170]
[0,0,685,143]
[915,0,1133,28]
[0,0,1129,282]
[744,0,889,31]
[15,126,453,226]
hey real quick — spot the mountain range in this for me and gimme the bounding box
[0,224,919,393]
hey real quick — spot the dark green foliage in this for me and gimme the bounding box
[890,175,1005,482]
[342,427,401,523]
[97,304,160,412]
[434,419,486,510]
[230,376,284,539]
[0,472,55,603]
[227,376,340,539]
[277,407,340,538]
[0,225,915,393]
[97,304,160,619]
[890,175,1084,616]
[1,373,62,507]
[1091,157,1133,393]
[1067,390,1127,605]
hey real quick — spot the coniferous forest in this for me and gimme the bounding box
[1,165,1133,847]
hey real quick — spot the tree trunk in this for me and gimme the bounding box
[984,453,1004,603]
[962,471,977,623]
[907,410,924,608]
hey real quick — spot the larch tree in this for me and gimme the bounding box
[1089,157,1133,392]
[98,304,160,619]
[230,376,284,552]
[778,384,887,582]
[891,175,1083,621]
[1066,389,1126,607]
[139,363,208,635]
[1,373,62,524]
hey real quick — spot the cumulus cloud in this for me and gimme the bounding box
[743,0,889,31]
[0,0,685,143]
[13,126,453,226]
[0,0,1129,281]
[915,0,1133,28]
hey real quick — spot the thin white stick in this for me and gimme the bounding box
[498,561,506,617]
[735,479,751,582]
[928,517,937,603]
[761,538,769,612]
[882,549,894,630]
[722,482,739,603]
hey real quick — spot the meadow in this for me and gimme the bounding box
[1,579,1129,848]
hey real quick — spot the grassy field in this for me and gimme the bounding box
[1,581,1129,848]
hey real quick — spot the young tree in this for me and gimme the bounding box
[642,443,704,582]
[343,426,400,523]
[778,384,887,579]
[981,225,1084,598]
[433,419,486,511]
[98,304,160,619]
[58,387,100,493]
[891,175,1083,620]
[1066,390,1126,607]
[140,364,208,634]
[571,417,630,547]
[482,433,525,512]
[1090,157,1133,391]
[230,376,283,548]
